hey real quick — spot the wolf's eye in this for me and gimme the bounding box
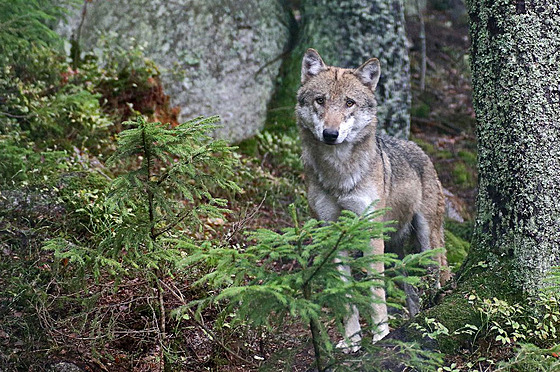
[346,99,355,107]
[315,97,325,105]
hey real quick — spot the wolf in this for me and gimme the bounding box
[296,48,448,350]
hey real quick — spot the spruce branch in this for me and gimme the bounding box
[301,227,348,290]
[152,208,194,239]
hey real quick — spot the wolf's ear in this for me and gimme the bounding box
[354,58,381,91]
[301,48,327,84]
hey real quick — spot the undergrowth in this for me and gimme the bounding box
[1,2,557,371]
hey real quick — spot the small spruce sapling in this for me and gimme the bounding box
[45,115,240,368]
[181,204,442,371]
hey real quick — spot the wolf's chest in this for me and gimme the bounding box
[307,145,374,194]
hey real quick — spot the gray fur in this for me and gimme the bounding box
[296,49,448,347]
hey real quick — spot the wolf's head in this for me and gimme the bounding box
[296,49,381,145]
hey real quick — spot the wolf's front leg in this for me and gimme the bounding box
[368,238,389,342]
[334,250,362,353]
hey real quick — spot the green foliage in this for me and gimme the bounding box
[0,26,164,188]
[444,229,469,270]
[412,102,431,118]
[494,343,560,371]
[446,219,474,243]
[411,317,451,341]
[457,149,477,168]
[235,129,308,218]
[75,34,164,123]
[256,131,303,173]
[0,45,113,185]
[40,115,240,369]
[90,34,160,88]
[47,115,240,278]
[181,204,442,371]
[0,0,74,59]
[0,133,76,187]
[452,162,474,187]
[455,291,559,351]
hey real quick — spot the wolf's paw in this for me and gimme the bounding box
[372,323,390,343]
[335,334,362,353]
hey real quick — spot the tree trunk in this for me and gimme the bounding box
[468,0,560,292]
[269,0,411,139]
[386,1,560,356]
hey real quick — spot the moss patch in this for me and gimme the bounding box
[444,230,469,269]
[422,266,521,354]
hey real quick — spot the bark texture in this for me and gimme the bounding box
[290,0,411,138]
[57,0,292,142]
[468,0,560,291]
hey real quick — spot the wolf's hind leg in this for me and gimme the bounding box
[403,282,420,317]
[413,212,448,287]
[412,213,431,252]
[368,239,389,342]
[398,213,432,316]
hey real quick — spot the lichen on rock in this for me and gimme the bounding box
[57,0,292,142]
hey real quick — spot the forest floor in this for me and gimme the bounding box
[0,4,482,372]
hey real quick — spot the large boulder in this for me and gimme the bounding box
[57,0,292,142]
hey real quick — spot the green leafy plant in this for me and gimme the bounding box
[0,46,113,179]
[494,343,560,372]
[411,317,451,340]
[47,115,240,275]
[466,292,559,347]
[181,204,443,371]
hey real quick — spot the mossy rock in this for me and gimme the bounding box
[444,229,469,269]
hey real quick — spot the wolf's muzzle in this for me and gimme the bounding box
[323,129,339,144]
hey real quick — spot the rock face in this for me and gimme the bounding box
[57,0,292,142]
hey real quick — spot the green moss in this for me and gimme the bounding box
[444,230,470,269]
[445,219,474,243]
[411,137,453,160]
[412,137,436,156]
[452,162,475,187]
[422,266,521,353]
[457,149,477,167]
[438,150,454,160]
[236,137,260,157]
[264,52,301,134]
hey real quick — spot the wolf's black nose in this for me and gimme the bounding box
[323,129,339,144]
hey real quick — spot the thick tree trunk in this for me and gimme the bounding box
[468,0,560,292]
[385,1,560,356]
[270,0,411,139]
